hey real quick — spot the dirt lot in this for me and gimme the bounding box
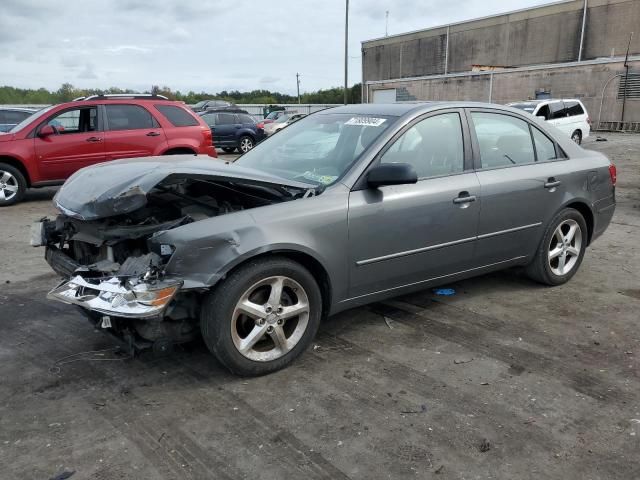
[1,138,639,479]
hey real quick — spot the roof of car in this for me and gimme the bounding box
[321,101,527,116]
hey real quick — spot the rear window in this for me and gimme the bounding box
[105,104,156,130]
[155,104,199,127]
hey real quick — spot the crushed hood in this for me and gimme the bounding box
[54,155,315,220]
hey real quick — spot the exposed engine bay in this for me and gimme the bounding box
[34,165,316,354]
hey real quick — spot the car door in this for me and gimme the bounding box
[103,104,167,160]
[469,109,568,266]
[347,110,481,299]
[213,113,237,146]
[548,101,570,136]
[34,105,105,180]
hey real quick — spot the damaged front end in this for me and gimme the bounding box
[33,156,317,352]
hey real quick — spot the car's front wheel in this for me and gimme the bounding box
[201,257,322,376]
[0,163,27,207]
[526,208,587,285]
[238,136,254,154]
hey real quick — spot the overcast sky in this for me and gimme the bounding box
[0,0,550,94]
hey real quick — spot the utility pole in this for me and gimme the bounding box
[344,0,349,105]
[621,31,633,123]
[296,73,301,104]
[385,10,389,36]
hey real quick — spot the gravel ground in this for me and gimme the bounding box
[0,136,639,479]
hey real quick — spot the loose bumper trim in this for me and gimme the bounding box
[48,275,183,319]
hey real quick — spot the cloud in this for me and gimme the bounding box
[260,76,280,84]
[104,45,152,55]
[0,0,552,94]
[78,64,98,80]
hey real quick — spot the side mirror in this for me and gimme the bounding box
[38,125,55,137]
[367,163,418,188]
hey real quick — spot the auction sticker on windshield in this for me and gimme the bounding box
[302,171,338,185]
[345,117,387,127]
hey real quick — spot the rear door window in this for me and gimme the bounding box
[471,112,536,168]
[239,114,255,124]
[550,102,567,119]
[105,104,157,131]
[155,104,199,127]
[565,101,585,117]
[216,113,236,125]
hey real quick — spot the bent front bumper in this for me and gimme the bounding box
[48,275,183,319]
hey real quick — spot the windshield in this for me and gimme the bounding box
[266,111,283,120]
[236,113,396,187]
[509,103,537,113]
[9,105,55,133]
[193,100,209,108]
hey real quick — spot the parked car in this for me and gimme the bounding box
[508,99,590,144]
[264,113,307,136]
[199,111,265,153]
[0,107,38,133]
[257,109,292,128]
[192,99,235,112]
[202,106,249,114]
[0,94,215,206]
[35,102,616,375]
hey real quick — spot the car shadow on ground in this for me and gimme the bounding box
[22,186,58,203]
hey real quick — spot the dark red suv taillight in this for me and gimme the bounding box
[609,164,617,186]
[257,122,264,129]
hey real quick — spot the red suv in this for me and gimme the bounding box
[0,94,216,206]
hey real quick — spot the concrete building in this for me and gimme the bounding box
[361,0,640,128]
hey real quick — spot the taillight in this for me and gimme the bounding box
[257,122,264,129]
[202,127,212,143]
[609,164,617,186]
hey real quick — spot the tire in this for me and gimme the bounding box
[238,136,254,154]
[571,130,582,145]
[525,208,588,286]
[222,147,236,153]
[0,163,27,207]
[201,256,322,376]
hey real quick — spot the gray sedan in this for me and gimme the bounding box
[34,102,616,375]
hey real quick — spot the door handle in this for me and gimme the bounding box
[544,178,561,189]
[453,192,477,204]
[86,136,103,143]
[146,131,161,137]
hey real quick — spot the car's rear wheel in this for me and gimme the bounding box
[222,147,236,153]
[238,136,254,154]
[0,163,27,206]
[201,257,322,376]
[571,130,582,145]
[526,208,587,285]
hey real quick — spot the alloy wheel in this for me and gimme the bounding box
[240,137,254,153]
[0,170,19,202]
[231,276,310,362]
[548,219,582,276]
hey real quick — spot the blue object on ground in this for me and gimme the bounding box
[433,288,456,296]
